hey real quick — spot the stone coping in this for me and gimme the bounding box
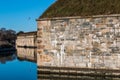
[36,14,120,21]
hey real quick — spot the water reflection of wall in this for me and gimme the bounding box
[38,66,120,80]
[17,47,37,62]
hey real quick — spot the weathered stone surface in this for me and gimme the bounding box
[37,15,120,69]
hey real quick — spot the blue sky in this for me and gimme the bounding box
[0,0,56,32]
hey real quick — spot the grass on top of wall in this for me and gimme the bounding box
[40,0,120,18]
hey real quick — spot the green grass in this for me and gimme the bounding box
[40,0,120,18]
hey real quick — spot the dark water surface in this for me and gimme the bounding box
[0,50,37,80]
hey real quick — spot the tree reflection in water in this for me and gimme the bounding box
[0,51,16,64]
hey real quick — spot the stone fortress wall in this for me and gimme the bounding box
[37,15,120,69]
[16,31,37,48]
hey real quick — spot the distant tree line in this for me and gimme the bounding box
[0,28,17,46]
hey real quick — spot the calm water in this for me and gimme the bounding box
[0,49,37,80]
[2,47,118,80]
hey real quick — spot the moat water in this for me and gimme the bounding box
[0,49,37,80]
[0,48,119,80]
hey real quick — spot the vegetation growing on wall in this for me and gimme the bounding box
[40,0,120,18]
